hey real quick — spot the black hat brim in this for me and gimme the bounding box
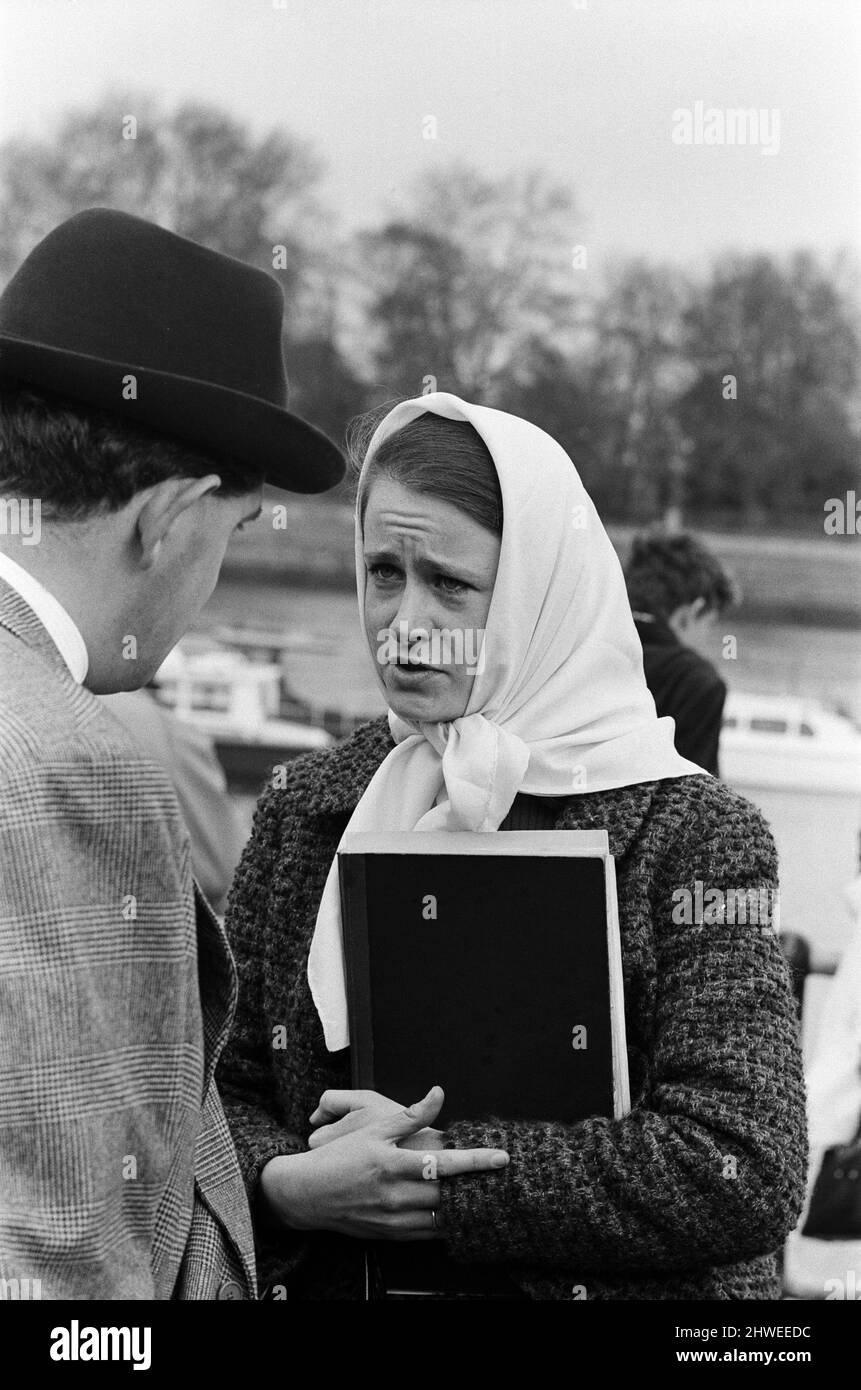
[0,333,345,494]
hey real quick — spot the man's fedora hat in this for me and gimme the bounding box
[0,208,344,493]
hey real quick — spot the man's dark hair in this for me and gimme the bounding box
[624,532,736,621]
[0,384,264,520]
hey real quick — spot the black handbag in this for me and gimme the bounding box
[801,1113,861,1240]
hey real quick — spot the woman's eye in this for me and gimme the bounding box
[436,576,468,596]
[369,563,400,582]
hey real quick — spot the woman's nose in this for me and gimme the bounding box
[390,586,436,647]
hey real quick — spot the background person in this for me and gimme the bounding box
[624,532,736,776]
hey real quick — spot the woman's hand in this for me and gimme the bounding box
[259,1087,509,1241]
[309,1085,443,1152]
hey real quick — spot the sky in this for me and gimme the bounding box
[0,0,858,272]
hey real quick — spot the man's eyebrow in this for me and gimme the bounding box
[242,503,263,524]
[364,548,399,564]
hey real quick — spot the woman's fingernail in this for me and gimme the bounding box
[491,1152,509,1168]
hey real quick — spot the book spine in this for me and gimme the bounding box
[338,853,375,1088]
[605,853,632,1119]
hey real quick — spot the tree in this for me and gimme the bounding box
[352,222,466,398]
[679,252,861,525]
[287,333,370,468]
[584,260,694,522]
[352,164,582,402]
[0,92,328,331]
[503,340,612,510]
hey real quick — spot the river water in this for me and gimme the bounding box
[203,579,861,724]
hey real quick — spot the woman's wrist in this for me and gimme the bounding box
[257,1152,310,1232]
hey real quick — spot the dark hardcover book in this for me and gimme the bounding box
[338,829,629,1129]
[337,829,630,1300]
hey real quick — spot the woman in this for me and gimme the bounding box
[218,392,806,1300]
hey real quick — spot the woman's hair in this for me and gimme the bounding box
[624,532,736,620]
[348,405,503,536]
[0,384,264,520]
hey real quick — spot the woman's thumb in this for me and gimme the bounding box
[383,1085,444,1137]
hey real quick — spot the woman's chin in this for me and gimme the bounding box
[389,695,452,723]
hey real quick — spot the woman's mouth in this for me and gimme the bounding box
[389,664,444,684]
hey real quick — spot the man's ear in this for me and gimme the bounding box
[668,600,695,637]
[135,475,222,568]
[689,596,709,621]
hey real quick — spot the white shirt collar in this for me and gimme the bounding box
[0,550,89,683]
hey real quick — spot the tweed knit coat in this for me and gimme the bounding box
[218,716,807,1300]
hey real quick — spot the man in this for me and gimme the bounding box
[624,532,735,776]
[0,208,344,1298]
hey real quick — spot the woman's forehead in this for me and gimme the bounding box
[363,477,492,541]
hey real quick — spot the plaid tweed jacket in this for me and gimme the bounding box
[0,580,256,1300]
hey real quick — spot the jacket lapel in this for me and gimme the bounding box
[0,576,78,678]
[194,883,238,1096]
[192,885,257,1294]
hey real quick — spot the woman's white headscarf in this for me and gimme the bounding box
[308,392,707,1050]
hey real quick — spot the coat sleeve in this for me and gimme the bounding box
[216,780,311,1289]
[218,780,309,1184]
[437,791,808,1274]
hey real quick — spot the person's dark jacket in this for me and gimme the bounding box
[634,615,727,775]
[218,716,807,1301]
